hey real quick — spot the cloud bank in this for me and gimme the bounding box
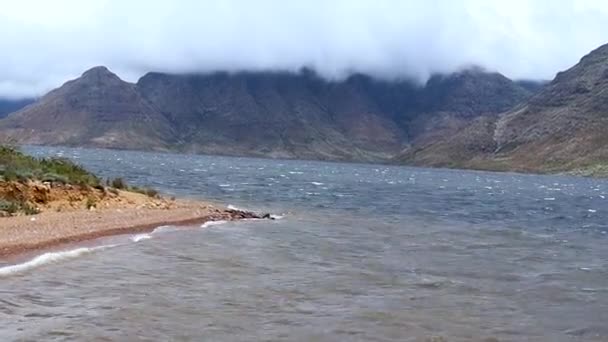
[1,0,608,98]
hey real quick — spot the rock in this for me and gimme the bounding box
[261,213,275,220]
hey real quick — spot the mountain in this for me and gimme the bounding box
[398,69,532,163]
[0,67,177,150]
[397,43,608,176]
[136,71,409,160]
[0,98,35,119]
[0,65,531,162]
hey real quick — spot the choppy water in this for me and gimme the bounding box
[1,146,607,341]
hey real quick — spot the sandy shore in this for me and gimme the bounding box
[0,198,259,259]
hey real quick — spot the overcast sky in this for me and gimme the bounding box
[1,0,608,98]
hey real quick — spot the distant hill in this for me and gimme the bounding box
[0,67,176,150]
[396,43,608,176]
[0,64,532,162]
[0,98,35,119]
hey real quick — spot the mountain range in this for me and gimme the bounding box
[396,43,608,176]
[0,66,532,160]
[0,43,606,175]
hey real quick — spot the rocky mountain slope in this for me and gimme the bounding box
[0,65,531,162]
[397,43,608,176]
[0,67,177,150]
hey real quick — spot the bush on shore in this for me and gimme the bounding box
[0,145,100,186]
[0,145,161,215]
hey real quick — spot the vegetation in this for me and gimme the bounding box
[0,145,160,216]
[106,177,159,198]
[109,177,127,189]
[0,199,39,215]
[0,145,100,186]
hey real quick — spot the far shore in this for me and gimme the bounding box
[0,198,262,260]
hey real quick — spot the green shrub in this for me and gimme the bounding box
[0,199,20,214]
[111,177,127,189]
[0,146,100,186]
[0,199,39,215]
[144,188,159,198]
[21,203,40,215]
[85,197,97,209]
[40,172,69,184]
[128,186,159,198]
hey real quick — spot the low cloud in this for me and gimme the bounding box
[1,0,607,98]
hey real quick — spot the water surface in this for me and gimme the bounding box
[1,146,607,341]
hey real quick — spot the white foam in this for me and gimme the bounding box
[544,197,556,201]
[0,245,113,277]
[311,182,324,186]
[131,234,152,242]
[227,204,245,211]
[588,209,597,213]
[152,225,178,234]
[201,220,228,228]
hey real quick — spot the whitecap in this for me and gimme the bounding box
[201,220,228,228]
[131,234,152,242]
[227,204,245,211]
[544,198,556,201]
[311,182,324,186]
[0,245,114,277]
[588,209,597,213]
[152,225,178,234]
[219,184,231,187]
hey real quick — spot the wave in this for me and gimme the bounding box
[0,245,115,277]
[130,234,152,242]
[152,225,179,234]
[201,220,228,228]
[227,204,245,211]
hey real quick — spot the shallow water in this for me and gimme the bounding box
[1,146,607,341]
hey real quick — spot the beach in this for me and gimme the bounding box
[0,194,260,259]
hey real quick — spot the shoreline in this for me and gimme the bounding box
[0,200,264,260]
[21,144,608,179]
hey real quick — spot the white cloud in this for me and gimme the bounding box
[0,0,607,98]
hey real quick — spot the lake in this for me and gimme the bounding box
[1,146,607,341]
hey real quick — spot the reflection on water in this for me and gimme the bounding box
[1,146,607,341]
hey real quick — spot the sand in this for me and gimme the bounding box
[0,198,257,259]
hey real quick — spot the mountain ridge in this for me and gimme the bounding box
[0,65,532,162]
[396,42,608,176]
